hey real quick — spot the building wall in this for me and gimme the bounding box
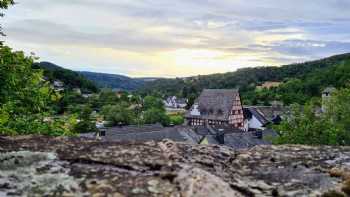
[228,95,244,128]
[248,116,264,130]
[322,93,332,113]
[189,104,201,116]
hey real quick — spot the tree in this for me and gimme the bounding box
[324,88,350,135]
[99,89,119,106]
[143,96,164,111]
[0,2,79,136]
[0,0,14,36]
[102,103,135,126]
[143,108,170,126]
[274,88,350,145]
[0,45,77,136]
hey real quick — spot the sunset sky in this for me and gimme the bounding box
[2,0,350,77]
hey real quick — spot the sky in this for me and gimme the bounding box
[2,0,350,77]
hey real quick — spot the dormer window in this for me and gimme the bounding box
[217,109,223,115]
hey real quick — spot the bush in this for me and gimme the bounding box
[74,120,98,133]
[169,115,184,125]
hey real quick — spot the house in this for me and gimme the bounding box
[53,80,64,92]
[256,81,282,90]
[164,96,188,109]
[53,80,64,88]
[243,106,287,131]
[185,89,244,129]
[322,87,336,112]
[82,94,94,98]
[243,107,269,131]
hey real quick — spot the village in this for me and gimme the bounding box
[77,84,337,149]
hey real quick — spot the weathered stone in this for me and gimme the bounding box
[0,136,350,196]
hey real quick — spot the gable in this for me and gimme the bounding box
[197,89,240,120]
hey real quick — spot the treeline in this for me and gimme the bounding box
[79,71,146,91]
[33,62,98,93]
[138,53,350,105]
[251,58,350,105]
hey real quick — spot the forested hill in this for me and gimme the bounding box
[137,53,350,105]
[79,71,154,91]
[33,62,98,93]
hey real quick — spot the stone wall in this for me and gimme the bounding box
[0,136,350,196]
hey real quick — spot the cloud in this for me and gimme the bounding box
[271,39,350,58]
[2,0,350,77]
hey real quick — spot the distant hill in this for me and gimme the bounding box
[137,53,350,105]
[33,62,98,93]
[79,71,161,91]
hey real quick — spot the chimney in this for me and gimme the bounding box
[96,128,106,137]
[216,129,225,144]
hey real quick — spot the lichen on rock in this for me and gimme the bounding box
[0,151,82,196]
[1,136,350,196]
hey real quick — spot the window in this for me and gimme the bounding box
[217,109,223,115]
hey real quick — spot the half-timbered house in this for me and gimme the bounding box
[185,89,244,129]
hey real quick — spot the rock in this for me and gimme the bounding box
[342,179,350,195]
[0,136,350,196]
[175,166,243,197]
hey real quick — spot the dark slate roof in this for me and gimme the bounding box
[194,126,211,135]
[106,124,164,135]
[223,132,271,149]
[201,129,279,149]
[79,132,97,139]
[256,106,287,120]
[186,89,240,121]
[244,106,289,122]
[248,108,269,126]
[176,98,188,105]
[205,135,220,145]
[210,124,243,134]
[103,126,201,143]
[263,129,279,138]
[197,124,278,149]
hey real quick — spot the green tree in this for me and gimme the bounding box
[274,88,350,145]
[0,1,78,136]
[143,108,170,126]
[99,88,119,106]
[143,96,164,111]
[0,45,76,136]
[73,105,98,133]
[0,0,14,36]
[102,103,135,126]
